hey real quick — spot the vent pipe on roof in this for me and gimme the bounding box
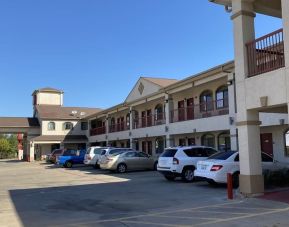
[225,5,232,13]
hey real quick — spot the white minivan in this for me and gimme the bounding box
[84,146,105,168]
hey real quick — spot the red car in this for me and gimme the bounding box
[47,149,64,163]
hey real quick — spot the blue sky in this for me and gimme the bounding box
[0,0,282,117]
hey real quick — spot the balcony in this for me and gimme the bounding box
[246,29,285,77]
[170,99,229,123]
[90,126,106,136]
[109,122,130,133]
[133,113,166,129]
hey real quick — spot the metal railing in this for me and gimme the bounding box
[90,126,106,136]
[246,29,284,77]
[109,122,130,133]
[170,99,229,123]
[132,113,166,129]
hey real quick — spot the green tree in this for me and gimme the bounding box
[0,138,11,159]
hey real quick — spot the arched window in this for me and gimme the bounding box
[284,129,289,157]
[155,137,165,154]
[48,122,55,131]
[155,104,164,122]
[218,132,231,152]
[200,90,213,112]
[63,122,73,130]
[216,86,229,109]
[201,134,215,148]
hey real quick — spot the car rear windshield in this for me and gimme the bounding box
[160,149,178,157]
[208,151,236,160]
[86,148,92,154]
[63,150,77,156]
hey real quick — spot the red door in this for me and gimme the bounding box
[260,133,273,156]
[147,109,152,127]
[178,100,185,121]
[188,138,195,146]
[187,98,194,120]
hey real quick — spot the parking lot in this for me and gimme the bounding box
[1,160,289,227]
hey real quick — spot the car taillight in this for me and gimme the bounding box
[210,165,223,171]
[87,155,91,160]
[173,158,179,165]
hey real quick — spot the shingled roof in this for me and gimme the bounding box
[31,135,88,142]
[35,105,102,120]
[0,117,40,128]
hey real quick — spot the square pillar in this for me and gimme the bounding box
[237,110,263,196]
[28,141,35,162]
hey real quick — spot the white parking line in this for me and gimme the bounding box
[194,206,289,226]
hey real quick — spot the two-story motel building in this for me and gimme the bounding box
[0,0,289,196]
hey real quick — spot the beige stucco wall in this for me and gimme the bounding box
[245,69,287,110]
[260,125,289,163]
[126,78,161,103]
[37,92,62,106]
[41,120,86,136]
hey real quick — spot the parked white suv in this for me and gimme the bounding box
[84,146,105,168]
[157,146,218,182]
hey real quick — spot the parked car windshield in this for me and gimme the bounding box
[109,149,126,156]
[160,149,178,157]
[208,151,236,160]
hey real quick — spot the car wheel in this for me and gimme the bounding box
[153,161,158,171]
[93,163,100,169]
[164,175,176,181]
[65,161,73,168]
[181,168,195,182]
[117,163,127,173]
[232,172,239,188]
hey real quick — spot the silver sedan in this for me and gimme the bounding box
[99,151,157,173]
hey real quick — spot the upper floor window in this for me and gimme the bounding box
[81,122,88,130]
[216,86,228,109]
[200,90,213,112]
[63,122,73,130]
[47,122,55,131]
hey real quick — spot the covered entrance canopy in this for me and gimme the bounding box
[0,117,40,161]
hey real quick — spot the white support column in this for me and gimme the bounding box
[232,0,263,196]
[281,0,289,126]
[165,93,174,148]
[105,114,109,145]
[28,141,35,162]
[282,0,289,69]
[228,73,238,151]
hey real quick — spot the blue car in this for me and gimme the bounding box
[58,149,86,168]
